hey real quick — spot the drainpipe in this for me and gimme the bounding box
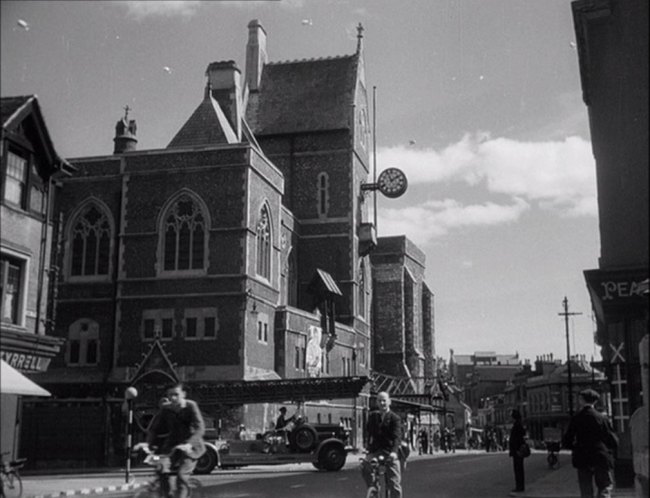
[35,175,54,335]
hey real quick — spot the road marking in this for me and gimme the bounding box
[289,484,306,488]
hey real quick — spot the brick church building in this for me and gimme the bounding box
[19,21,435,468]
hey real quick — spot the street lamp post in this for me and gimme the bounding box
[124,386,138,483]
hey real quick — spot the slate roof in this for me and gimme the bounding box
[247,54,359,135]
[168,93,238,148]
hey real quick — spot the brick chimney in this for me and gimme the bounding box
[113,106,137,154]
[206,61,242,141]
[245,19,267,92]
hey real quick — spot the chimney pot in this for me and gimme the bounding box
[205,61,242,141]
[245,19,267,92]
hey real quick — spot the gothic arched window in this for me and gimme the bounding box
[317,172,329,218]
[162,194,207,273]
[256,205,271,280]
[70,203,112,277]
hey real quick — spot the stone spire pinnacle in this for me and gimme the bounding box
[356,23,364,54]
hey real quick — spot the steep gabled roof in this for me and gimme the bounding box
[168,93,238,148]
[1,95,75,175]
[247,54,358,135]
[1,95,32,126]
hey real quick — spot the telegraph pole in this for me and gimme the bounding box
[559,296,582,415]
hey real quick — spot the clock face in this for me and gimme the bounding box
[377,168,408,198]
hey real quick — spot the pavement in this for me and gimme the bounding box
[508,459,636,498]
[19,450,637,498]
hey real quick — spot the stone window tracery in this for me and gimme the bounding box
[70,203,112,278]
[162,194,207,273]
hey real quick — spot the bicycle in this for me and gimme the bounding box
[133,444,203,498]
[0,452,26,498]
[546,441,560,469]
[360,454,392,498]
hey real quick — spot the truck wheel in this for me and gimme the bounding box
[193,448,217,474]
[319,444,346,471]
[291,425,318,452]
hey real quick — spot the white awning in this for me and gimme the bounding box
[0,360,51,397]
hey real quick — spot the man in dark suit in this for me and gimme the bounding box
[563,388,618,498]
[361,391,403,498]
[508,409,527,493]
[147,383,206,498]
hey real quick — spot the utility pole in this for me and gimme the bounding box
[559,296,582,415]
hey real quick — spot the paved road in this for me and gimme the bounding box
[117,452,553,498]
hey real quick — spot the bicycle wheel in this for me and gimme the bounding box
[1,470,23,498]
[132,484,159,498]
[365,485,378,498]
[188,478,204,498]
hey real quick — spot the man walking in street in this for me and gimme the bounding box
[146,383,206,498]
[361,391,403,498]
[562,389,618,498]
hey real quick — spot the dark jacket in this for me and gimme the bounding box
[366,409,402,454]
[562,405,618,469]
[146,399,206,459]
[509,419,526,458]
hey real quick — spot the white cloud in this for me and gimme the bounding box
[377,134,597,217]
[122,1,201,20]
[378,198,530,247]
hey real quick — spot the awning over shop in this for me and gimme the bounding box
[195,375,369,405]
[0,360,51,397]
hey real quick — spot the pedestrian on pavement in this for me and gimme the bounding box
[360,391,403,498]
[562,389,618,498]
[508,409,526,493]
[433,430,441,452]
[419,428,429,455]
[146,383,206,498]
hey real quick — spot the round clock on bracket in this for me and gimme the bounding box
[377,167,408,198]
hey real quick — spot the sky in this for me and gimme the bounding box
[1,0,602,365]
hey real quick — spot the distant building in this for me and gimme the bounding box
[1,95,73,459]
[450,350,523,414]
[573,0,648,485]
[525,354,607,442]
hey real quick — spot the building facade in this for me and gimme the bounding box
[1,95,72,459]
[572,0,649,485]
[20,21,434,468]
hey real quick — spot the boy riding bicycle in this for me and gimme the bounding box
[146,383,206,498]
[360,391,403,498]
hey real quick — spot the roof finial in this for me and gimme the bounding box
[356,22,364,53]
[123,104,131,121]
